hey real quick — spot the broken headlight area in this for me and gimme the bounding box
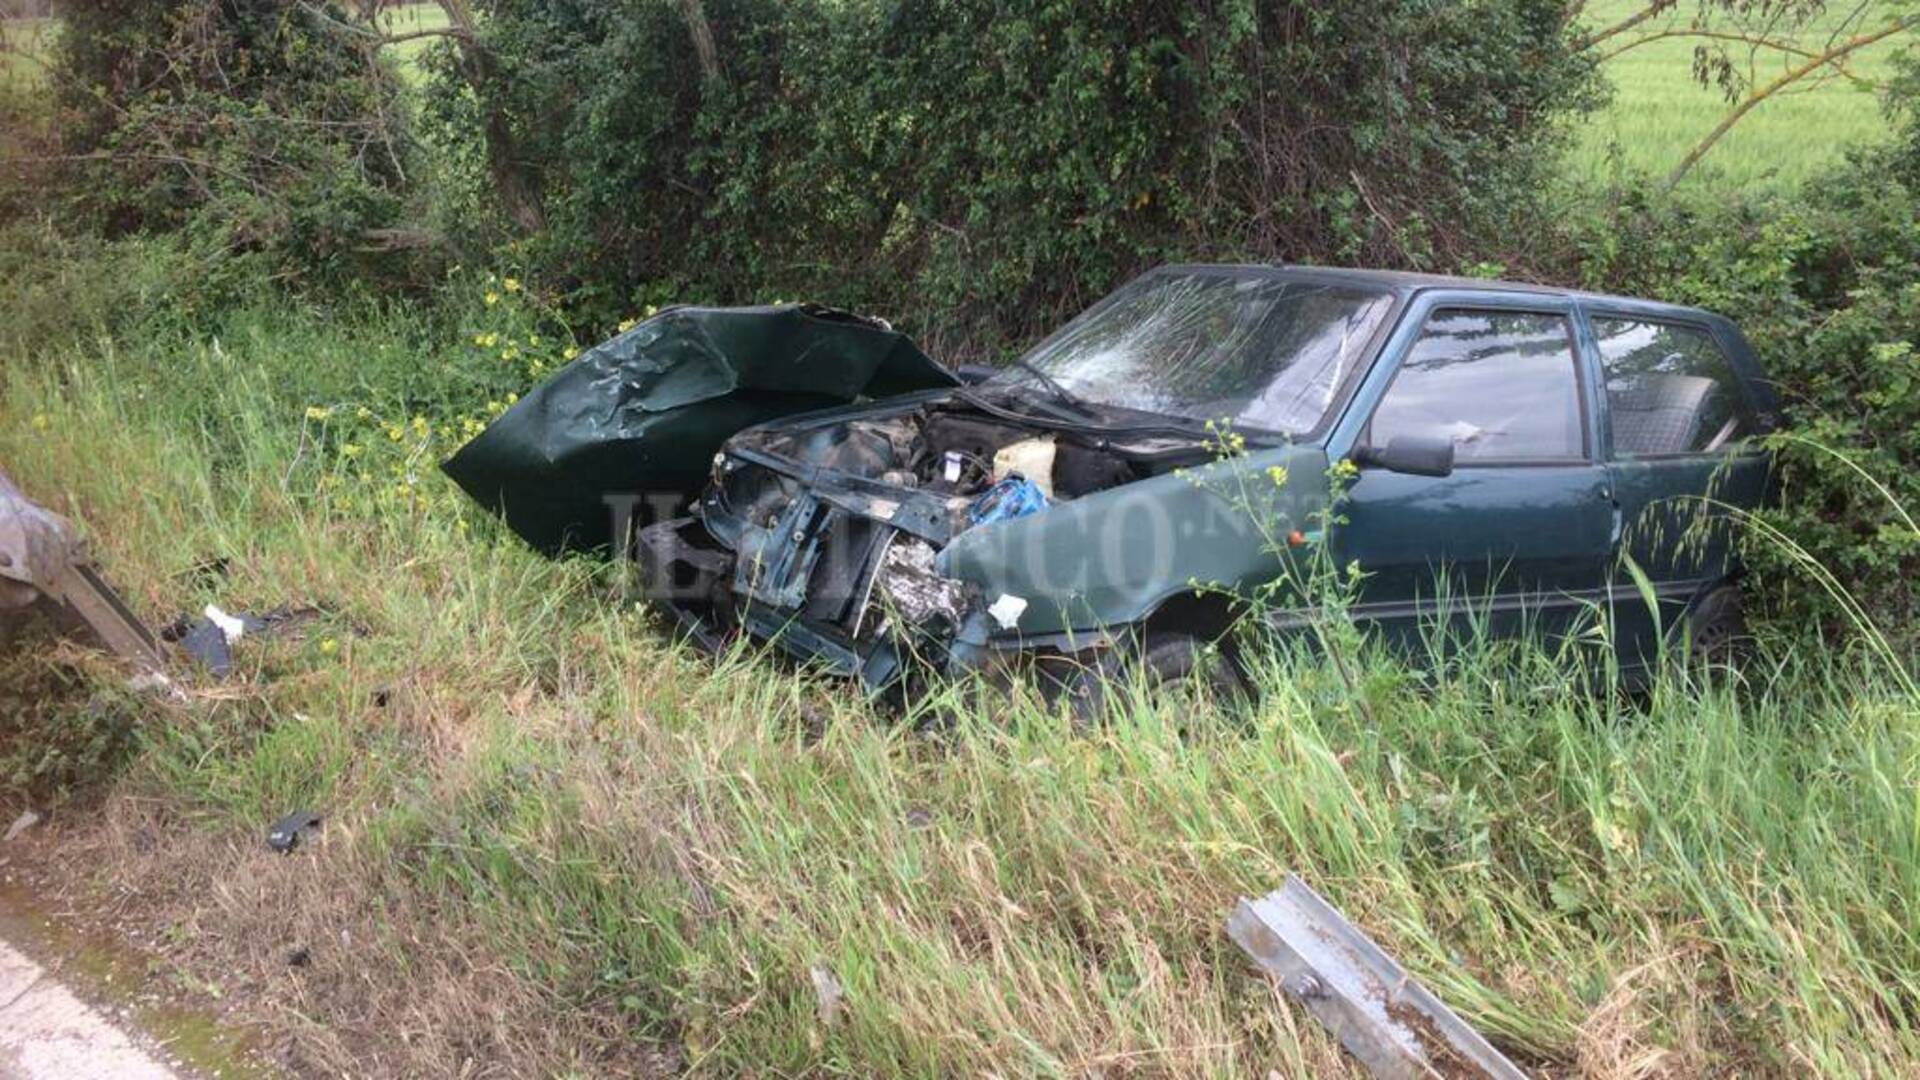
[633,395,1217,693]
[635,493,988,690]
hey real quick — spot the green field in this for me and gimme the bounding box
[0,16,50,91]
[1572,0,1909,187]
[377,2,450,76]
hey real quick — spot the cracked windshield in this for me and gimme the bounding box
[1006,271,1394,434]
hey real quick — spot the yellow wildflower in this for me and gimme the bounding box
[506,392,519,404]
[31,413,49,431]
[410,415,429,436]
[484,291,500,307]
[527,334,540,347]
[341,443,363,458]
[355,406,373,420]
[501,347,519,362]
[617,318,637,333]
[503,277,521,293]
[304,405,332,422]
[319,638,338,657]
[563,345,579,361]
[643,304,658,317]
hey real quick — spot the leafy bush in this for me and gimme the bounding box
[426,0,1598,354]
[42,0,420,285]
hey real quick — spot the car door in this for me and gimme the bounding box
[1586,309,1771,670]
[1332,297,1616,648]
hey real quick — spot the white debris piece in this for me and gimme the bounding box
[3,810,39,843]
[126,671,187,702]
[987,593,1028,631]
[202,604,247,645]
[809,963,846,1027]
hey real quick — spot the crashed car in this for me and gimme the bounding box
[447,266,1777,698]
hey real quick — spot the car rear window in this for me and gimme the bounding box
[1592,317,1755,457]
[1369,309,1585,464]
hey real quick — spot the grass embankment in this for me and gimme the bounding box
[1,235,1917,1075]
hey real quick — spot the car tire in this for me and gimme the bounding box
[1684,582,1748,668]
[1066,631,1250,728]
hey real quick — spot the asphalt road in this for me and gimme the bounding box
[0,937,178,1080]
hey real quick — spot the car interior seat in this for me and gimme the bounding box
[1609,370,1720,455]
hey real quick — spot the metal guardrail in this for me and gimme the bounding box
[1228,874,1529,1080]
[1,470,164,671]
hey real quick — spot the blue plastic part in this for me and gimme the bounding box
[967,475,1049,527]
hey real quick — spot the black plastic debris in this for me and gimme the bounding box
[163,604,329,676]
[172,614,244,677]
[266,809,323,853]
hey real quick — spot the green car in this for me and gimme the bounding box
[453,265,1778,697]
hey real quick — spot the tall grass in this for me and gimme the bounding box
[3,243,1918,1075]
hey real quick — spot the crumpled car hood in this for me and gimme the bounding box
[443,304,957,554]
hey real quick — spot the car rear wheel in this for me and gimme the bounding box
[1684,583,1748,669]
[1066,631,1250,727]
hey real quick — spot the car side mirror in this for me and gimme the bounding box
[954,363,998,385]
[1354,434,1455,478]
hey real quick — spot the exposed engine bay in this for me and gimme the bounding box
[720,404,1199,534]
[635,395,1218,688]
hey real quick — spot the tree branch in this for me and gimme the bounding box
[678,0,722,83]
[1663,15,1919,190]
[297,2,466,49]
[1573,0,1676,53]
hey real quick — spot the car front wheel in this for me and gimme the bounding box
[1065,631,1250,727]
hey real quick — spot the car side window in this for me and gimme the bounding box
[1369,309,1584,464]
[1592,317,1755,456]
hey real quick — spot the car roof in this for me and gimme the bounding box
[1166,263,1721,322]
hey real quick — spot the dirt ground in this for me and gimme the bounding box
[0,799,676,1078]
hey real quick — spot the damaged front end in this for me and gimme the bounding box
[633,393,1250,692]
[449,281,1342,696]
